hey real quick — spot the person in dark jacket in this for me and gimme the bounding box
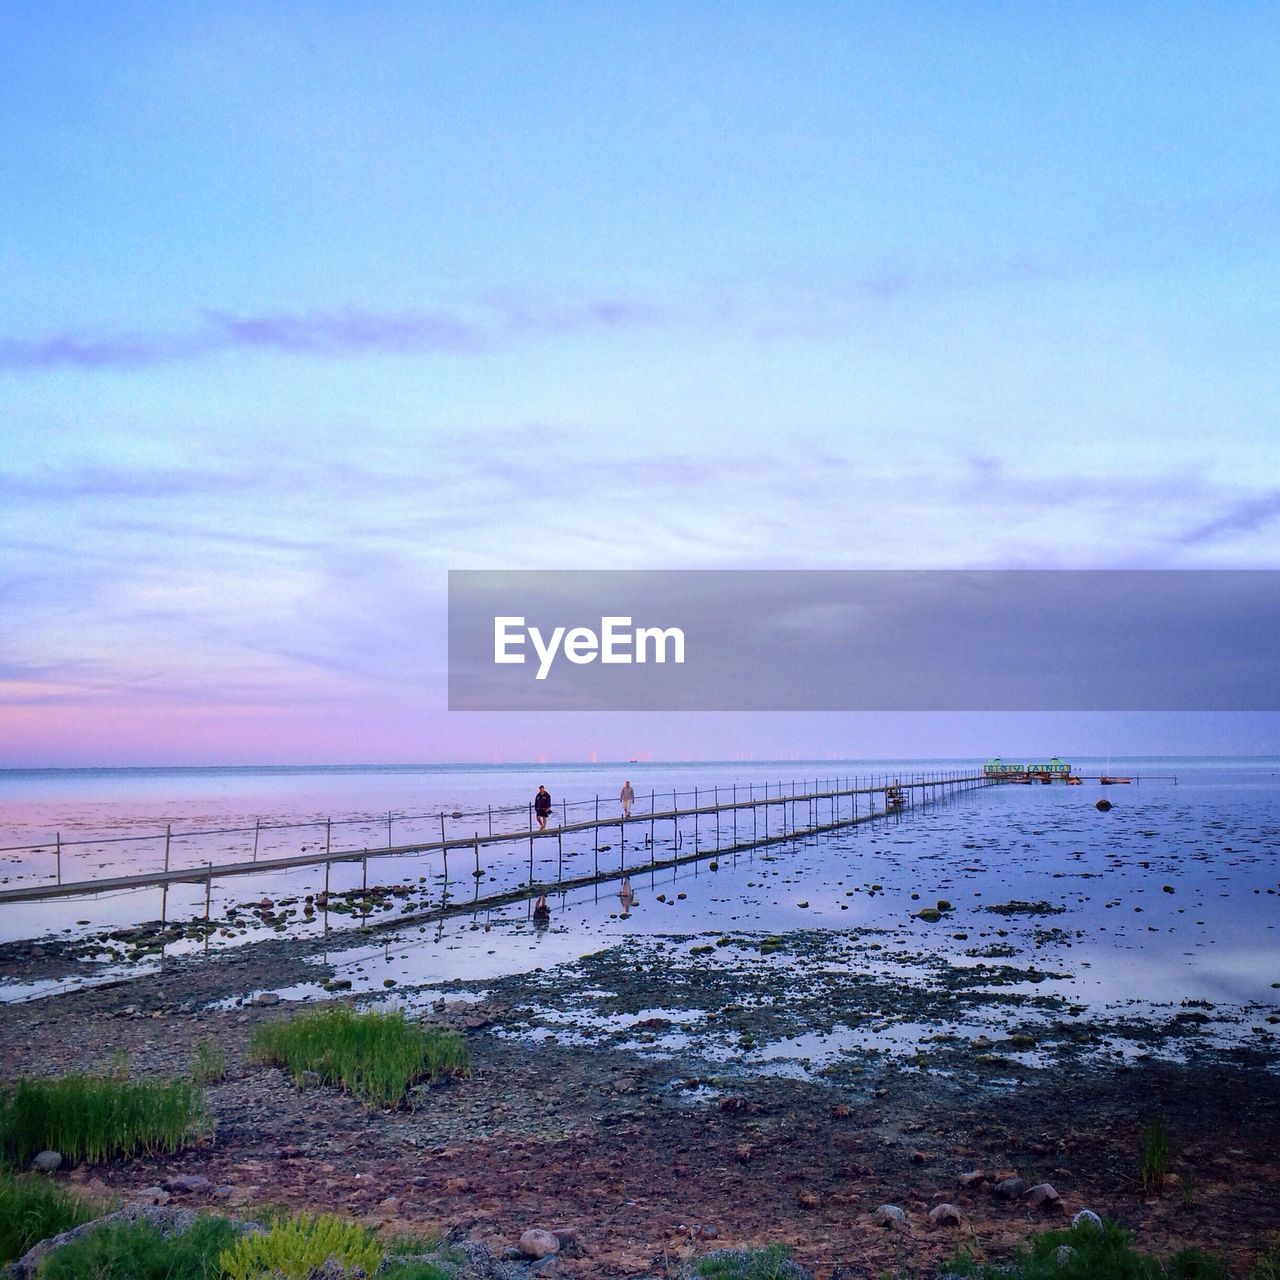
[534,785,552,831]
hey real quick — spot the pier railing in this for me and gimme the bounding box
[0,771,992,912]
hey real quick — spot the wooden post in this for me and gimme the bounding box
[528,834,534,886]
[362,851,368,893]
[488,805,493,838]
[325,816,331,856]
[164,824,171,874]
[388,811,393,848]
[475,834,481,880]
[557,830,563,880]
[440,813,446,843]
[253,818,260,862]
[204,866,212,921]
[55,832,62,885]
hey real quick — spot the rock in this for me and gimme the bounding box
[734,1144,754,1162]
[519,1229,562,1259]
[831,1103,851,1119]
[132,1187,170,1205]
[797,1189,822,1208]
[929,1203,964,1226]
[1025,1182,1061,1208]
[550,1227,580,1250]
[530,1259,562,1278]
[163,1174,213,1196]
[874,1204,908,1227]
[31,1150,62,1173]
[1096,799,1112,811]
[957,1169,987,1188]
[1072,1208,1104,1230]
[1055,1246,1076,1265]
[993,1176,1026,1199]
[254,992,281,1006]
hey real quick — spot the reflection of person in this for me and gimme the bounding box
[534,785,552,832]
[620,780,635,819]
[533,892,551,921]
[619,875,634,911]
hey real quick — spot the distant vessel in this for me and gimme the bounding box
[1099,775,1132,785]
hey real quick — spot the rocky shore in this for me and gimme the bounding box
[3,927,1279,1279]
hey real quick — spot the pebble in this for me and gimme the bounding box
[519,1229,562,1259]
[957,1169,986,1188]
[162,1174,213,1195]
[993,1176,1026,1199]
[874,1204,907,1227]
[254,992,281,1006]
[1025,1182,1061,1208]
[1072,1208,1104,1230]
[929,1203,964,1226]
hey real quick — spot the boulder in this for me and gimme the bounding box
[992,1176,1026,1199]
[31,1150,62,1173]
[519,1229,562,1259]
[929,1203,965,1226]
[874,1204,908,1228]
[1025,1182,1061,1208]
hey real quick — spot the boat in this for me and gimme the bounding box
[1099,776,1132,785]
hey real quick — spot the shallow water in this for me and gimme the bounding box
[3,760,1278,1074]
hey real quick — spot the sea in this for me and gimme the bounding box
[2,758,1278,1061]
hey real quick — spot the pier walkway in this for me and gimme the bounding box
[0,772,992,915]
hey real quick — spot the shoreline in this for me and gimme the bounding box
[3,921,1279,1278]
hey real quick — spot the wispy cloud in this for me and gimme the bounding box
[1179,491,1280,545]
[0,464,256,501]
[0,299,658,373]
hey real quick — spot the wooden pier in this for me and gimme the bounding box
[0,772,992,918]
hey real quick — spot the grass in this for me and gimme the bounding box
[696,1244,797,1279]
[37,1213,239,1280]
[220,1212,381,1280]
[1139,1117,1172,1192]
[0,1170,98,1266]
[0,1074,205,1167]
[944,1218,1226,1280]
[250,1004,469,1107]
[1252,1242,1280,1280]
[189,1041,227,1085]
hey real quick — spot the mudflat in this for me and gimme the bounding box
[3,926,1278,1280]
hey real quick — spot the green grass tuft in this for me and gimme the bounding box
[382,1263,457,1280]
[37,1213,238,1280]
[250,1004,469,1107]
[945,1217,1226,1280]
[220,1211,381,1280]
[696,1244,797,1279]
[189,1040,227,1085]
[0,1169,98,1266]
[1139,1118,1172,1192]
[0,1074,205,1168]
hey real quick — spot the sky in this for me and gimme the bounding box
[2,3,1278,767]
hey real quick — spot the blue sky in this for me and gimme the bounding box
[2,3,1278,765]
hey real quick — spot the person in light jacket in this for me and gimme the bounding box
[620,780,635,819]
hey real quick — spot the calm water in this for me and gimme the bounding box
[2,758,1278,1034]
